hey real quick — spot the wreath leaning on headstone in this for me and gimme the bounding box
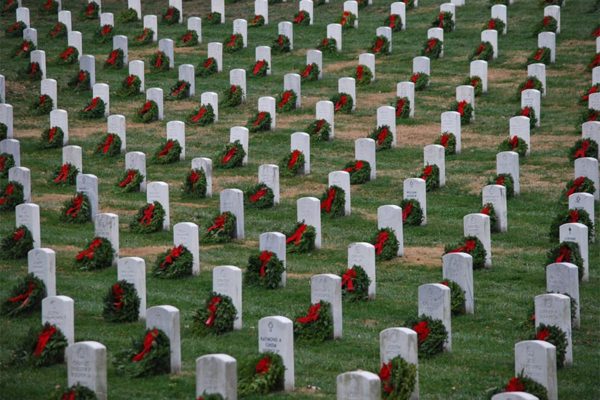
[293,300,334,342]
[58,384,98,400]
[248,111,272,132]
[102,280,141,323]
[95,133,122,157]
[0,181,24,211]
[549,208,594,243]
[343,160,371,185]
[238,352,285,397]
[188,104,215,126]
[498,136,528,157]
[531,324,568,368]
[221,85,243,108]
[193,291,237,335]
[516,106,538,129]
[285,221,315,253]
[31,94,53,115]
[394,97,410,120]
[130,201,165,233]
[68,70,91,92]
[0,225,34,259]
[419,164,440,192]
[560,176,595,204]
[434,132,456,155]
[75,237,114,270]
[369,125,393,151]
[0,152,15,177]
[301,62,320,81]
[1,273,46,317]
[410,72,429,91]
[114,328,171,378]
[280,150,305,177]
[440,279,466,316]
[465,75,483,97]
[488,173,514,198]
[116,169,143,192]
[153,139,182,164]
[378,355,417,400]
[202,211,237,243]
[11,322,68,367]
[306,119,331,141]
[153,245,194,279]
[486,373,549,400]
[331,92,353,114]
[277,90,297,112]
[480,202,499,233]
[400,198,424,226]
[135,100,159,123]
[245,250,285,289]
[178,29,198,47]
[568,138,598,161]
[183,168,207,198]
[132,28,154,46]
[405,315,448,358]
[546,241,583,281]
[60,192,91,224]
[40,126,64,148]
[246,183,274,209]
[444,235,487,269]
[340,265,371,302]
[371,227,399,261]
[149,51,170,72]
[320,185,345,218]
[168,80,190,100]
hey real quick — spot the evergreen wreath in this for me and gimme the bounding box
[130,201,165,233]
[400,198,423,226]
[465,76,483,97]
[75,237,114,270]
[188,104,215,126]
[485,17,505,33]
[403,0,415,8]
[162,6,180,25]
[294,301,334,342]
[1,225,34,259]
[422,38,443,58]
[245,250,285,288]
[31,94,53,115]
[48,21,67,38]
[480,202,499,233]
[277,90,298,112]
[569,138,598,161]
[486,373,549,400]
[1,0,18,14]
[371,35,391,55]
[450,100,473,125]
[306,119,331,141]
[95,24,114,43]
[118,8,138,23]
[58,46,79,64]
[410,72,429,91]
[135,100,159,123]
[221,85,243,108]
[202,211,236,243]
[488,173,515,198]
[150,51,170,72]
[1,273,46,317]
[178,29,198,47]
[169,80,191,100]
[528,47,551,65]
[444,235,487,269]
[405,315,448,357]
[580,108,600,124]
[394,97,410,120]
[369,125,393,151]
[498,136,528,157]
[533,16,558,35]
[249,14,265,27]
[354,65,373,86]
[79,97,106,119]
[50,163,79,185]
[379,355,417,400]
[532,324,568,368]
[117,169,143,192]
[248,112,272,132]
[0,181,24,211]
[0,152,15,178]
[82,1,99,19]
[14,39,35,58]
[280,150,305,176]
[419,164,440,192]
[12,322,67,367]
[441,279,466,315]
[343,160,371,184]
[246,183,275,209]
[340,11,356,29]
[104,48,124,69]
[183,168,207,198]
[561,176,595,202]
[371,227,399,261]
[546,241,583,280]
[357,0,368,8]
[587,53,600,71]
[60,192,91,223]
[435,132,456,155]
[115,328,170,377]
[153,139,182,164]
[206,12,222,25]
[432,11,454,32]
[301,62,320,81]
[517,76,544,99]
[384,14,403,32]
[216,141,245,169]
[153,245,194,278]
[40,0,59,13]
[579,83,600,105]
[317,37,337,53]
[68,70,91,92]
[193,292,237,335]
[238,352,285,397]
[549,208,594,243]
[331,93,353,114]
[272,34,291,53]
[320,185,345,218]
[293,10,310,26]
[340,265,371,302]
[23,62,42,81]
[285,221,316,253]
[102,280,140,322]
[5,20,26,37]
[250,59,269,77]
[132,28,154,46]
[224,34,243,53]
[95,133,122,157]
[58,384,98,400]
[469,41,494,61]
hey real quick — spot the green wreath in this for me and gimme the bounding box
[369,125,393,151]
[400,198,423,226]
[532,324,568,368]
[95,24,114,43]
[117,169,143,192]
[306,119,331,141]
[1,225,33,259]
[52,162,78,184]
[75,237,114,270]
[162,6,180,25]
[498,136,528,157]
[317,37,337,53]
[293,10,310,26]
[102,280,140,322]
[193,292,237,335]
[31,94,53,115]
[320,185,345,218]
[434,132,456,155]
[0,153,15,178]
[130,201,165,233]
[419,164,440,192]
[403,0,415,8]
[224,34,243,53]
[465,76,483,97]
[534,16,558,35]
[23,62,42,81]
[294,301,334,342]
[48,21,67,39]
[331,92,353,114]
[178,29,198,47]
[118,8,138,23]
[422,38,443,59]
[480,202,499,233]
[58,384,98,400]
[153,245,194,278]
[250,59,269,77]
[405,315,448,358]
[238,352,285,397]
[272,34,291,53]
[286,221,315,253]
[488,173,514,198]
[546,241,583,280]
[561,176,595,203]
[486,373,549,400]
[115,328,170,377]
[248,112,272,132]
[246,183,274,209]
[587,53,600,71]
[245,250,285,289]
[14,39,35,58]
[528,47,551,65]
[183,168,207,198]
[0,181,24,211]
[277,90,297,112]
[280,150,305,177]
[249,14,265,27]
[202,211,236,243]
[340,11,356,29]
[379,355,417,400]
[450,101,473,125]
[343,160,371,184]
[79,97,106,119]
[485,18,505,33]
[216,141,245,169]
[68,70,90,92]
[301,62,320,81]
[580,84,600,105]
[104,48,124,69]
[95,133,121,157]
[432,11,454,32]
[1,273,46,317]
[221,85,243,108]
[517,76,544,99]
[40,0,58,12]
[410,72,429,91]
[340,265,371,302]
[371,227,399,261]
[444,235,487,269]
[549,208,594,243]
[206,12,222,25]
[135,100,159,123]
[150,51,170,72]
[169,80,190,100]
[1,0,18,14]
[469,41,494,61]
[188,104,215,126]
[132,28,154,46]
[5,21,26,37]
[12,322,67,367]
[82,1,99,19]
[580,109,600,124]
[58,46,79,64]
[60,192,91,223]
[394,97,410,120]
[370,35,391,55]
[153,139,182,164]
[441,279,466,316]
[384,14,403,32]
[355,65,373,86]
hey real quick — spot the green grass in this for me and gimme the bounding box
[1,0,599,399]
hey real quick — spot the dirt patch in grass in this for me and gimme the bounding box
[323,60,357,73]
[400,246,443,268]
[488,68,520,82]
[34,193,72,209]
[213,175,254,191]
[397,123,439,148]
[287,272,314,279]
[281,181,325,199]
[52,245,81,253]
[120,245,165,258]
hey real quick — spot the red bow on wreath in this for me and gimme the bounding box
[171,82,187,97]
[288,150,302,169]
[388,15,397,28]
[377,127,389,145]
[119,170,137,187]
[555,246,571,263]
[395,98,406,117]
[189,170,200,184]
[448,239,476,254]
[344,160,363,173]
[249,187,268,203]
[253,60,266,76]
[66,195,84,218]
[301,64,313,78]
[191,107,207,123]
[101,25,112,36]
[12,228,25,242]
[8,282,35,304]
[286,224,307,245]
[296,303,321,324]
[204,296,222,327]
[60,47,75,60]
[488,19,496,29]
[379,362,394,394]
[569,210,580,223]
[253,112,268,127]
[426,39,438,53]
[101,134,115,153]
[53,164,70,183]
[76,238,103,261]
[132,328,159,362]
[160,245,184,269]
[373,231,389,255]
[566,177,585,197]
[139,203,155,225]
[258,251,272,277]
[440,134,450,147]
[505,377,525,392]
[255,356,271,374]
[335,95,348,112]
[47,127,58,142]
[402,202,413,222]
[321,188,337,213]
[412,320,430,344]
[112,283,124,310]
[457,100,468,116]
[573,140,590,159]
[207,214,226,232]
[278,91,293,109]
[33,325,57,357]
[158,140,174,157]
[421,165,433,180]
[341,268,356,292]
[437,13,444,27]
[509,136,520,150]
[0,183,15,205]
[140,101,153,114]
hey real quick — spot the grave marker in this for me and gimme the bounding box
[258,316,294,391]
[233,19,247,48]
[329,171,351,215]
[220,188,245,239]
[76,174,98,217]
[528,63,546,96]
[299,0,313,24]
[229,127,248,165]
[201,92,219,122]
[58,10,72,33]
[497,151,520,194]
[544,5,560,34]
[355,138,376,180]
[16,203,40,248]
[559,223,589,281]
[158,39,174,68]
[107,114,126,151]
[339,78,356,111]
[258,164,280,204]
[297,197,321,248]
[41,79,58,111]
[284,73,302,108]
[316,100,334,139]
[9,166,31,203]
[482,184,508,232]
[521,89,541,127]
[66,342,107,400]
[441,111,461,153]
[260,232,286,286]
[413,56,430,75]
[146,305,181,373]
[278,21,294,50]
[456,85,475,120]
[380,327,418,399]
[336,371,380,399]
[255,0,269,24]
[359,53,375,81]
[94,213,118,262]
[538,32,556,63]
[574,157,599,200]
[348,243,376,299]
[0,105,14,139]
[188,17,202,42]
[117,257,146,319]
[343,1,359,28]
[535,293,572,366]
[546,262,580,328]
[166,120,186,160]
[327,23,342,51]
[418,283,451,351]
[42,295,74,344]
[211,0,225,23]
[125,151,146,191]
[397,81,415,117]
[427,28,444,57]
[31,50,47,80]
[143,15,158,42]
[28,248,56,297]
[256,46,271,75]
[146,88,164,120]
[207,43,223,71]
[510,116,531,155]
[80,55,96,87]
[377,205,404,257]
[390,2,407,30]
[191,157,213,197]
[311,274,342,338]
[196,354,237,400]
[92,83,110,117]
[403,178,427,225]
[470,60,488,93]
[514,341,557,400]
[464,213,492,267]
[146,181,170,230]
[258,96,276,129]
[213,266,242,329]
[291,132,310,175]
[230,69,246,101]
[0,138,19,165]
[491,4,507,34]
[307,50,322,79]
[442,253,474,314]
[482,29,498,58]
[68,31,82,61]
[424,144,446,186]
[173,222,199,275]
[168,0,183,23]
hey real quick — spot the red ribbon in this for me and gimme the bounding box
[0,183,15,205]
[582,85,599,102]
[50,23,63,37]
[112,283,124,310]
[341,268,356,292]
[33,325,57,357]
[119,170,137,187]
[191,107,207,123]
[207,214,226,232]
[536,328,550,341]
[227,34,238,47]
[132,328,159,362]
[102,134,115,153]
[189,170,200,184]
[440,134,450,147]
[533,48,544,61]
[412,320,430,344]
[84,97,99,112]
[60,47,75,60]
[85,2,95,16]
[101,25,112,36]
[388,15,397,29]
[569,210,580,223]
[53,164,70,183]
[0,156,5,172]
[542,16,552,26]
[277,35,284,46]
[373,37,385,53]
[160,245,184,269]
[288,150,302,169]
[106,50,119,65]
[171,82,187,97]
[505,377,525,392]
[301,64,313,78]
[8,282,35,303]
[136,28,151,42]
[258,251,272,277]
[377,127,389,145]
[410,73,420,83]
[421,165,433,180]
[426,38,438,53]
[476,43,485,55]
[278,91,293,109]
[480,206,490,215]
[395,98,406,117]
[253,112,268,127]
[255,356,271,374]
[496,176,505,186]
[154,52,163,68]
[488,19,496,29]
[379,362,394,394]
[181,31,193,43]
[335,95,347,112]
[296,303,321,324]
[315,119,325,133]
[204,296,222,327]
[78,70,87,83]
[158,140,174,157]
[30,62,39,75]
[252,15,262,24]
[470,78,479,88]
[286,224,307,245]
[165,7,175,19]
[457,100,468,116]
[438,12,444,27]
[573,140,590,159]
[76,238,103,261]
[555,246,571,263]
[39,95,47,105]
[43,0,54,11]
[402,202,413,222]
[341,11,351,26]
[12,227,25,242]
[448,239,476,254]
[140,101,153,114]
[356,65,364,80]
[66,195,84,218]
[373,231,389,255]
[294,11,305,24]
[510,136,519,150]
[566,177,586,197]
[321,188,336,213]
[249,187,267,203]
[344,160,364,173]
[139,204,155,225]
[321,38,329,47]
[253,60,266,75]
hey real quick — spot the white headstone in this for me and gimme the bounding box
[166,121,185,160]
[143,15,158,42]
[336,371,380,400]
[80,55,96,87]
[258,164,280,204]
[339,78,356,111]
[497,151,520,194]
[390,2,407,30]
[299,0,313,24]
[559,223,589,281]
[546,262,580,328]
[207,42,223,72]
[112,35,128,64]
[196,354,237,400]
[328,171,351,215]
[427,28,444,57]
[92,83,109,117]
[168,0,183,23]
[117,257,146,319]
[158,38,174,68]
[42,295,74,344]
[464,213,492,267]
[146,88,164,120]
[127,0,141,19]
[538,32,556,63]
[191,157,213,197]
[188,17,202,42]
[442,252,474,314]
[377,205,404,257]
[574,157,599,200]
[291,132,310,175]
[521,89,541,127]
[327,23,342,51]
[258,96,276,129]
[456,85,475,120]
[146,181,170,230]
[66,342,107,400]
[146,305,181,373]
[379,327,418,398]
[16,203,40,248]
[355,138,376,180]
[255,46,271,75]
[200,92,219,122]
[358,53,375,81]
[211,0,225,23]
[403,178,427,225]
[229,127,249,165]
[67,31,82,61]
[306,50,322,79]
[0,75,4,103]
[418,283,451,351]
[229,69,246,101]
[213,266,242,329]
[258,316,294,391]
[544,5,560,34]
[535,293,572,366]
[424,144,446,186]
[16,7,29,26]
[311,274,342,338]
[348,243,376,298]
[528,63,546,96]
[397,81,415,118]
[220,188,244,239]
[343,1,359,28]
[470,60,488,93]
[514,341,557,400]
[440,3,456,24]
[58,10,72,33]
[593,67,600,86]
[413,56,430,75]
[41,79,58,111]
[30,50,47,80]
[510,116,531,155]
[232,19,247,48]
[255,0,269,24]
[568,193,595,239]
[50,109,69,145]
[0,105,13,139]
[94,213,118,261]
[481,29,498,58]
[0,138,19,165]
[8,166,30,202]
[28,248,56,297]
[259,232,286,286]
[441,111,461,154]
[76,174,98,218]
[492,393,540,400]
[316,100,334,139]
[125,151,146,192]
[284,73,302,108]
[581,121,600,158]
[278,21,294,50]
[107,114,126,151]
[23,27,37,46]
[590,92,600,112]
[100,12,113,27]
[482,184,508,233]
[297,197,321,248]
[173,222,199,275]
[491,4,508,34]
